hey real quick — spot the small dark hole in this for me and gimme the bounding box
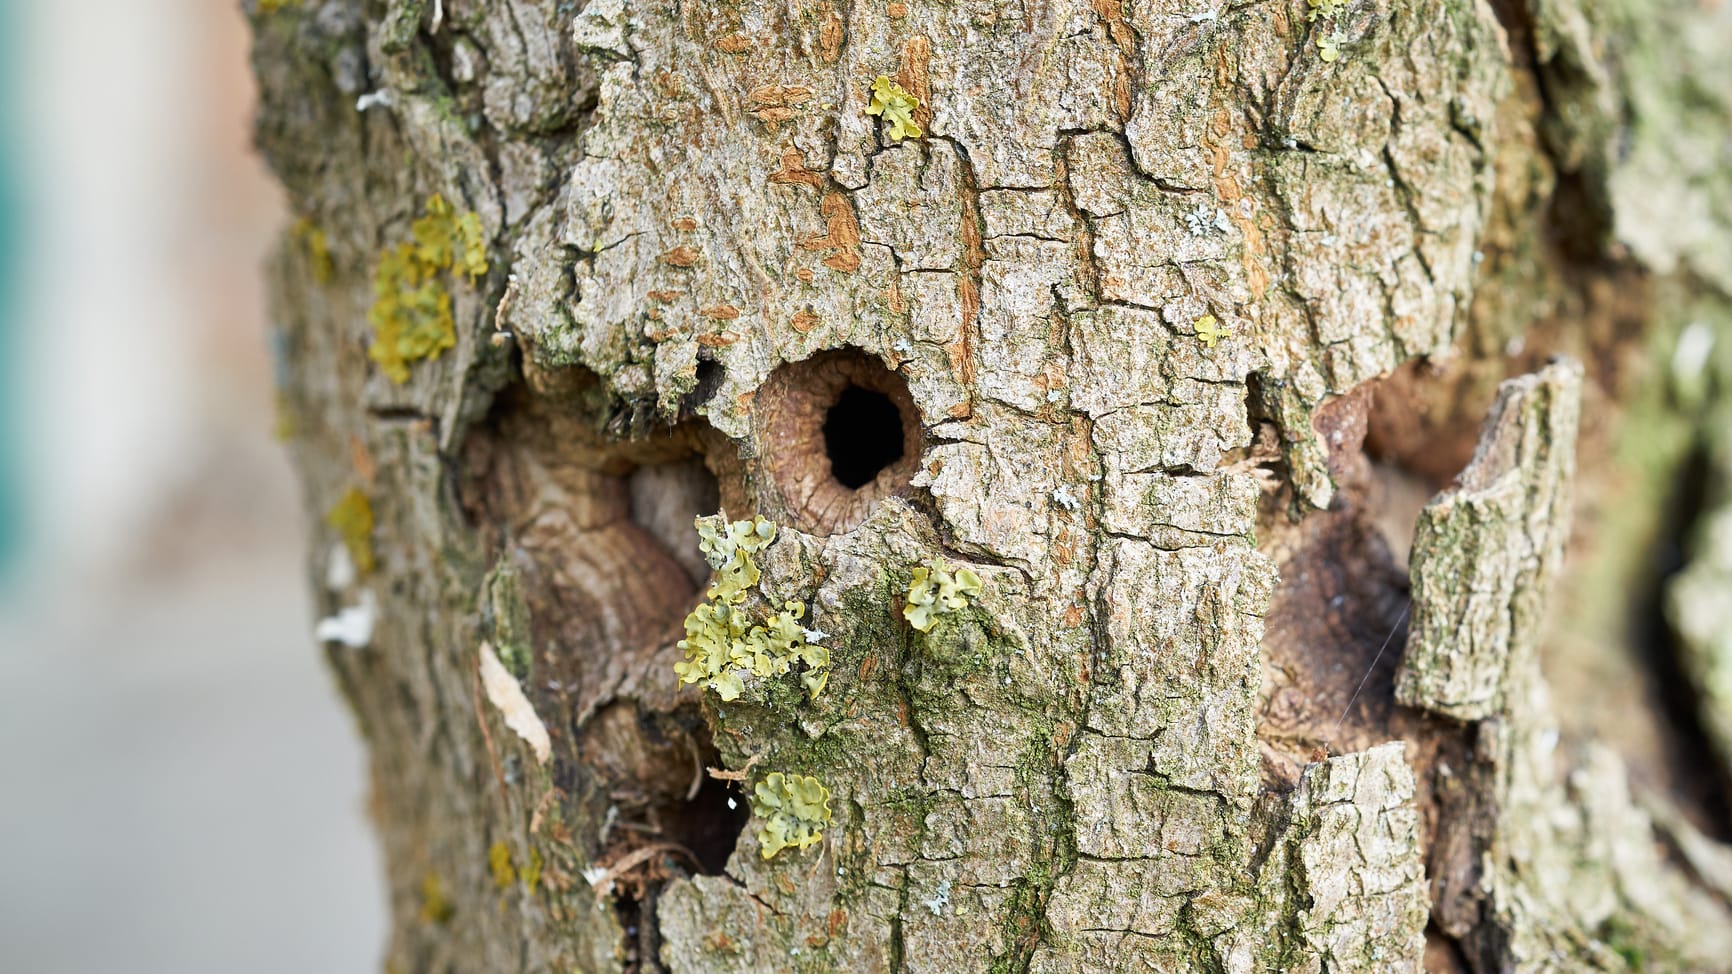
[823,385,906,489]
[680,358,724,414]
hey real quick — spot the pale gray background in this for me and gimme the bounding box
[0,1,386,970]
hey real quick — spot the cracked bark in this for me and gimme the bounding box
[251,0,1732,970]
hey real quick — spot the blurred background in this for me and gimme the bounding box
[0,2,384,970]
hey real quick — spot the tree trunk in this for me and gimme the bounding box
[250,0,1732,970]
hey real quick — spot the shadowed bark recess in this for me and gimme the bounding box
[252,0,1732,970]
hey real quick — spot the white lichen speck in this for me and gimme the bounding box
[355,89,394,112]
[315,589,377,649]
[324,543,357,592]
[1672,320,1715,390]
[924,879,952,915]
[1185,202,1233,237]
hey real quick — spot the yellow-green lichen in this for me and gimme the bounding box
[487,840,515,889]
[291,216,332,284]
[751,601,830,698]
[368,243,453,383]
[696,515,777,603]
[258,0,302,13]
[1194,314,1229,348]
[672,592,827,696]
[412,194,489,283]
[325,487,375,575]
[367,194,489,384]
[674,516,830,701]
[675,599,750,695]
[1306,0,1348,61]
[866,75,922,142]
[904,560,983,633]
[1316,31,1343,62]
[273,389,297,442]
[419,873,454,925]
[520,846,543,892]
[751,771,833,859]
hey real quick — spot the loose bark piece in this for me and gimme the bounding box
[1397,360,1582,721]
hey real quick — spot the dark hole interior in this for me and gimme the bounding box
[823,385,906,489]
[1640,445,1732,839]
[666,773,752,874]
[681,358,725,414]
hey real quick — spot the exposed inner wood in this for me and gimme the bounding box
[1254,378,1482,926]
[461,390,738,725]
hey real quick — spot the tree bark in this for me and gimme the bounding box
[250,0,1732,970]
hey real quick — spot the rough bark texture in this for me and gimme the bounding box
[250,0,1732,970]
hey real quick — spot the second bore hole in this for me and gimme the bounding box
[824,385,907,489]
